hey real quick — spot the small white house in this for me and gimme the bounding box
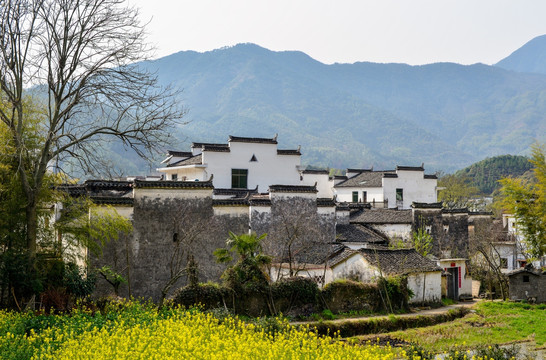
[270,245,443,304]
[334,166,438,209]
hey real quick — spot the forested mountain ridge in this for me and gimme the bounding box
[99,37,546,176]
[454,155,533,195]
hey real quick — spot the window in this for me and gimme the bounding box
[352,191,358,202]
[362,191,367,203]
[523,275,530,283]
[500,258,508,269]
[231,169,248,189]
[396,188,403,201]
[171,174,177,181]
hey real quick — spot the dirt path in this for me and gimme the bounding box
[290,300,478,326]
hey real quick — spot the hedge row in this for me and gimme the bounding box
[309,307,470,337]
[171,277,410,317]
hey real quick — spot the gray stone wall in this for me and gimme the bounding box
[509,272,546,303]
[412,209,470,259]
[91,190,334,302]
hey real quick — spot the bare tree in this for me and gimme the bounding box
[0,0,183,269]
[266,197,326,279]
[470,220,509,299]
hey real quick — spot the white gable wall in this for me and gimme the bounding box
[301,173,334,198]
[202,142,301,191]
[383,170,437,209]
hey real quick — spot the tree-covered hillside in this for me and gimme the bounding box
[80,37,546,176]
[454,155,532,195]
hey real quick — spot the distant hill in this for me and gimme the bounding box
[454,155,532,194]
[93,40,546,176]
[496,35,546,75]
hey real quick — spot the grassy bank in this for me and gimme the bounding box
[386,301,546,353]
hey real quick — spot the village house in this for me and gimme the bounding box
[507,267,546,303]
[270,245,443,304]
[58,134,489,303]
[333,166,438,209]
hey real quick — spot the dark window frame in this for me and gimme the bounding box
[231,169,248,189]
[352,191,358,202]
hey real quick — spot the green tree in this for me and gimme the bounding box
[499,144,546,259]
[438,174,481,209]
[214,232,271,292]
[412,227,433,258]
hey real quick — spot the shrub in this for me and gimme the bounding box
[171,282,227,310]
[271,277,319,314]
[321,279,382,313]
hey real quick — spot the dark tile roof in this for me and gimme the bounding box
[303,169,329,174]
[167,150,193,158]
[58,181,133,203]
[191,142,228,148]
[90,196,134,206]
[507,267,544,277]
[228,135,278,144]
[269,185,317,193]
[277,149,301,155]
[85,180,133,190]
[443,208,469,214]
[424,174,438,179]
[336,203,351,211]
[212,199,249,207]
[168,154,203,167]
[56,184,87,196]
[382,173,398,178]
[287,243,349,265]
[133,179,213,189]
[202,145,230,152]
[336,224,389,245]
[317,198,336,207]
[412,202,443,209]
[350,208,413,224]
[359,248,442,275]
[249,198,272,206]
[333,176,348,180]
[347,168,373,173]
[213,187,259,198]
[335,171,394,188]
[396,165,424,171]
[468,211,493,216]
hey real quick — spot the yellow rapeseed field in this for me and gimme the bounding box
[32,312,402,360]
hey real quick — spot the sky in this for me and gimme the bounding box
[127,0,546,66]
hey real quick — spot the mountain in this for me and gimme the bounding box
[99,41,546,176]
[454,155,532,195]
[496,35,546,75]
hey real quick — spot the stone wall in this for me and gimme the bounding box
[509,271,546,303]
[412,207,470,259]
[91,185,334,302]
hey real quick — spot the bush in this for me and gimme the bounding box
[321,279,382,313]
[271,277,319,315]
[171,282,227,310]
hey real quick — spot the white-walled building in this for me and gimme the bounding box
[271,246,443,304]
[157,135,303,194]
[501,213,546,269]
[333,166,438,209]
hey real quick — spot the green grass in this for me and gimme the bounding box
[386,301,546,352]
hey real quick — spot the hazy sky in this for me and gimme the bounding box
[127,0,546,65]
